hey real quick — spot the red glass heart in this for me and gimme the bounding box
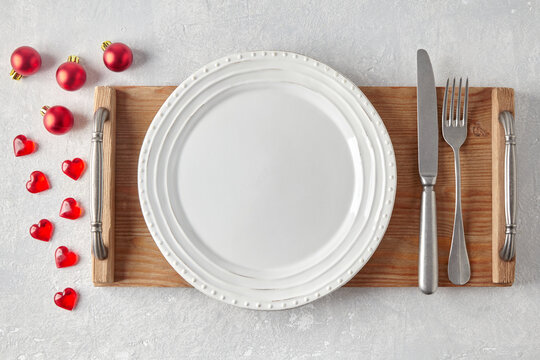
[29,219,53,242]
[26,171,50,193]
[13,135,37,157]
[59,198,82,219]
[54,287,78,311]
[55,246,78,268]
[62,158,85,180]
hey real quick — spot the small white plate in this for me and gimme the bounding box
[138,51,396,310]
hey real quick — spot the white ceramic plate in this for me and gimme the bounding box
[138,51,396,310]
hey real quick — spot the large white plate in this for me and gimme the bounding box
[138,51,396,310]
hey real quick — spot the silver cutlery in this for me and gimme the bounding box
[442,78,471,285]
[417,49,439,294]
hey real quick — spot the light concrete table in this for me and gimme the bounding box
[1,1,539,359]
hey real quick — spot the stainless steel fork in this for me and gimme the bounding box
[442,78,471,285]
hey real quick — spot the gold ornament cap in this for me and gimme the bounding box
[101,41,112,51]
[40,105,50,116]
[67,55,80,63]
[10,69,22,80]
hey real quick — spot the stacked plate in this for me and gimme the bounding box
[138,51,396,309]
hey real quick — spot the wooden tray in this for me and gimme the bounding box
[92,85,515,287]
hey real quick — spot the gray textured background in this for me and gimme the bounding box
[1,0,539,359]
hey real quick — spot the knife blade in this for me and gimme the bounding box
[417,49,439,294]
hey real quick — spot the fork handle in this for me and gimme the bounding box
[448,150,471,285]
[419,184,438,294]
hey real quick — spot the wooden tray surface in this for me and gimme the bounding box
[92,86,515,287]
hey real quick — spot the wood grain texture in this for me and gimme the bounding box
[92,87,116,285]
[491,88,516,284]
[93,86,515,287]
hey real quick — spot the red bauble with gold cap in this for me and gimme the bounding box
[102,41,133,72]
[56,56,86,91]
[10,46,41,80]
[41,105,74,135]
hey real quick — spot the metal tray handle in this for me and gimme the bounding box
[498,111,516,261]
[91,107,110,260]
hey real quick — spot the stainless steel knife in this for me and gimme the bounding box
[417,49,439,294]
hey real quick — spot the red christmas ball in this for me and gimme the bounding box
[56,56,86,91]
[102,41,133,72]
[10,46,41,80]
[42,105,74,135]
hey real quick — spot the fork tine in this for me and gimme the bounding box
[456,78,462,125]
[442,78,449,127]
[449,78,455,126]
[463,78,469,126]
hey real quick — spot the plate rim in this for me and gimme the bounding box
[138,50,397,310]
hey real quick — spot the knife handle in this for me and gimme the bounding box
[419,184,438,294]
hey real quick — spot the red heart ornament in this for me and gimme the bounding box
[54,287,78,311]
[62,158,85,180]
[59,197,83,219]
[26,171,50,193]
[55,246,78,268]
[29,219,54,242]
[13,135,37,157]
